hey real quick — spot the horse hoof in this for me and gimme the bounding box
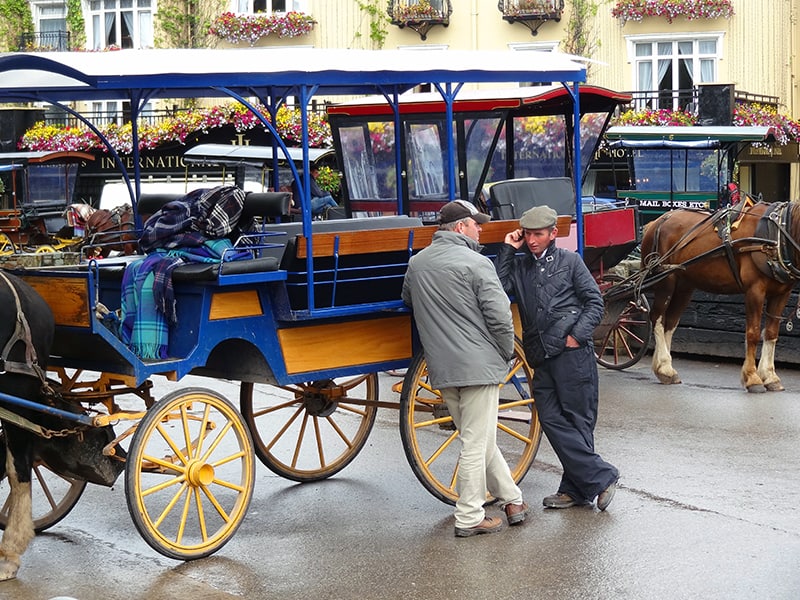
[656,373,681,385]
[0,560,19,581]
[765,382,785,392]
[746,384,767,393]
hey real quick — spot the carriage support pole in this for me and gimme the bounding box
[0,390,96,427]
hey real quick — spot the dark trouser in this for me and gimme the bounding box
[533,343,618,503]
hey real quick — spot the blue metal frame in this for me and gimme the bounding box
[0,48,588,389]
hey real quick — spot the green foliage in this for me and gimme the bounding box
[354,0,389,48]
[156,0,226,48]
[66,0,86,49]
[562,0,601,66]
[315,165,342,194]
[0,0,33,51]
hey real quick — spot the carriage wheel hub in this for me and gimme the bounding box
[298,380,341,417]
[187,460,215,487]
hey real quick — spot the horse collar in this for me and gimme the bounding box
[0,270,45,381]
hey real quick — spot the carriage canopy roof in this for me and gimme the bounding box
[183,144,335,169]
[0,48,587,103]
[327,84,630,117]
[605,125,777,147]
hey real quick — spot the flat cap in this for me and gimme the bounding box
[519,205,558,230]
[439,200,491,225]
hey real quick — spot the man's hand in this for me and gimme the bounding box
[565,334,580,348]
[504,228,524,249]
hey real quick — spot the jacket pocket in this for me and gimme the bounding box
[522,326,546,367]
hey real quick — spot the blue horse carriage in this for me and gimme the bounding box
[0,47,636,573]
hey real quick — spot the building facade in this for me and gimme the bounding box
[13,0,800,197]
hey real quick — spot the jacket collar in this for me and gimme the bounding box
[433,229,484,253]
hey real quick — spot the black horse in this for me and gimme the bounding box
[0,269,54,580]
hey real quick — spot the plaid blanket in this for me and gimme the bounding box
[121,185,255,359]
[139,186,253,253]
[120,239,250,359]
[120,252,171,359]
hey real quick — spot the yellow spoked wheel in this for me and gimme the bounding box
[399,338,541,505]
[0,431,86,533]
[125,388,255,561]
[34,245,56,253]
[0,233,16,255]
[240,374,378,482]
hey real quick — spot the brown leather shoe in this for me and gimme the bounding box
[454,516,503,537]
[543,492,584,509]
[504,501,529,525]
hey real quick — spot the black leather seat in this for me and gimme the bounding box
[489,177,577,220]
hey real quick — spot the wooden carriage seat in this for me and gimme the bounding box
[489,177,577,221]
[276,215,425,310]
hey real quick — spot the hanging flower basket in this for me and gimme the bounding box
[392,0,442,22]
[506,0,558,17]
[19,104,333,153]
[611,0,734,25]
[208,11,316,46]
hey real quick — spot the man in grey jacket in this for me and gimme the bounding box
[402,200,528,537]
[496,204,619,511]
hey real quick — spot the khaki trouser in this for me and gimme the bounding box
[440,384,523,528]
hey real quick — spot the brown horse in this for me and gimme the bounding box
[640,201,800,393]
[85,204,138,257]
[0,271,124,580]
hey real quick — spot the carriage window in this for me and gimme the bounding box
[405,122,448,200]
[463,116,503,195]
[630,35,721,111]
[633,149,722,192]
[579,113,610,183]
[338,123,397,202]
[28,163,80,205]
[513,115,567,179]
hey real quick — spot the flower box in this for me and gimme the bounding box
[611,0,735,24]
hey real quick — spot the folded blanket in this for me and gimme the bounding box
[120,252,171,359]
[119,239,251,359]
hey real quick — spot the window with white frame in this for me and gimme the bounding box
[234,0,307,14]
[628,34,723,111]
[510,42,560,87]
[33,1,68,50]
[89,0,154,50]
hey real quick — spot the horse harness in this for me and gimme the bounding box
[647,201,800,290]
[753,201,800,283]
[0,270,46,382]
[0,271,82,439]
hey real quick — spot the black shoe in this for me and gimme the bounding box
[597,480,617,511]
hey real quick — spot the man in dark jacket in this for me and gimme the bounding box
[495,204,619,511]
[402,200,529,537]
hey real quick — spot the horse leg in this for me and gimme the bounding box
[741,288,769,393]
[0,427,35,581]
[650,281,693,385]
[651,317,681,384]
[755,291,791,392]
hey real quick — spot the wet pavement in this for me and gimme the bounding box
[3,355,800,600]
